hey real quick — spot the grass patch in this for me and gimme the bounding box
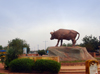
[60,60,85,63]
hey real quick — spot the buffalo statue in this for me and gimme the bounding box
[50,29,80,47]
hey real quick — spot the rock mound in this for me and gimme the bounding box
[48,46,95,61]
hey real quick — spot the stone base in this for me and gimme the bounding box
[48,46,96,61]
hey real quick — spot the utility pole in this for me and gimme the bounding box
[43,41,48,50]
[34,47,35,51]
[37,45,39,50]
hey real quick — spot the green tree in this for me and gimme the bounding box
[3,46,8,50]
[62,43,67,46]
[62,43,72,47]
[38,50,46,56]
[66,43,72,47]
[0,45,3,50]
[80,35,99,52]
[4,38,30,69]
[8,38,30,53]
[4,47,18,69]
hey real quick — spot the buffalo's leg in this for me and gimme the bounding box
[72,39,76,46]
[60,39,63,46]
[56,39,60,47]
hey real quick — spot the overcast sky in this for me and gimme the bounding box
[0,0,100,51]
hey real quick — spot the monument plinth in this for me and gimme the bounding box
[48,46,95,61]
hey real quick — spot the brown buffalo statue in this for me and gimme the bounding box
[50,29,80,46]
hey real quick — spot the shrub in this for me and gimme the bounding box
[4,48,18,69]
[38,50,46,56]
[9,58,34,72]
[34,59,61,73]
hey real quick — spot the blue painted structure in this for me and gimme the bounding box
[0,50,6,58]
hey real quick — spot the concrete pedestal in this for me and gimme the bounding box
[48,46,96,61]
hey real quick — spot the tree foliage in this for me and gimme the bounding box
[66,43,72,47]
[4,38,30,69]
[80,35,100,52]
[62,43,72,47]
[8,38,30,53]
[38,50,46,56]
[62,43,67,46]
[4,47,18,69]
[0,45,3,50]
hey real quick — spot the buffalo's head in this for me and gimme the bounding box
[50,32,55,40]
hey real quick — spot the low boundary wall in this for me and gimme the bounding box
[23,54,39,56]
[19,56,59,62]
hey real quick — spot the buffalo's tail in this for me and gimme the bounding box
[76,32,80,41]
